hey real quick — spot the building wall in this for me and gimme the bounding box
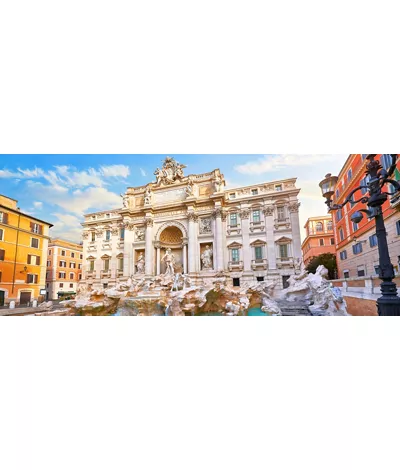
[46,239,83,300]
[0,196,52,305]
[332,154,400,279]
[80,171,303,291]
[301,215,336,266]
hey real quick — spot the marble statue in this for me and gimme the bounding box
[201,245,213,269]
[162,248,176,276]
[144,187,152,205]
[185,180,194,197]
[136,254,145,274]
[135,228,145,241]
[214,175,223,192]
[154,157,187,185]
[121,193,129,208]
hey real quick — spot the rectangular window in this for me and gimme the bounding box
[231,249,239,262]
[336,209,342,221]
[357,266,366,277]
[89,260,95,271]
[353,242,363,255]
[369,234,378,247]
[319,239,324,246]
[253,210,261,223]
[275,185,282,191]
[277,207,285,221]
[0,229,4,241]
[31,238,39,249]
[374,265,380,275]
[59,272,66,279]
[71,252,75,258]
[279,244,288,258]
[256,276,264,282]
[230,213,238,227]
[347,169,353,181]
[78,273,82,280]
[0,249,5,261]
[0,212,9,224]
[31,223,42,234]
[91,232,96,242]
[69,273,74,280]
[340,250,347,260]
[339,228,344,241]
[118,258,124,270]
[47,260,51,267]
[78,264,82,269]
[104,259,110,271]
[251,189,258,195]
[229,193,236,199]
[343,270,350,279]
[70,283,74,288]
[27,274,38,284]
[27,255,40,265]
[59,261,66,268]
[331,238,335,245]
[120,228,125,239]
[353,222,359,232]
[59,283,64,288]
[61,250,66,256]
[48,250,51,256]
[80,254,83,259]
[105,230,111,241]
[255,246,263,260]
[70,262,76,268]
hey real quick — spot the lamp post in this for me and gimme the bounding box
[319,154,400,316]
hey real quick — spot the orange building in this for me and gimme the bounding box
[301,215,336,266]
[46,239,83,300]
[332,154,400,279]
[0,194,53,306]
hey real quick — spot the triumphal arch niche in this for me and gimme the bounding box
[81,156,302,290]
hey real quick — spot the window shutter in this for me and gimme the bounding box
[36,256,40,266]
[28,254,32,264]
[30,222,34,231]
[3,213,8,224]
[39,225,43,234]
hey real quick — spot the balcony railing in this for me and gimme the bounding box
[117,269,124,277]
[101,270,111,278]
[86,270,96,278]
[228,260,244,272]
[276,257,294,268]
[227,224,241,235]
[250,221,265,232]
[251,258,268,270]
[274,218,291,230]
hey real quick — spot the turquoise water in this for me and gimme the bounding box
[247,307,270,316]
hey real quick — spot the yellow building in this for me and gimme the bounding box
[0,194,53,306]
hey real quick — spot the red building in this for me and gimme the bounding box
[332,154,400,279]
[301,215,336,266]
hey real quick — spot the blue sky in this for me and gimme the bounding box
[0,154,347,242]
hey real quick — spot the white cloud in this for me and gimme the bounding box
[100,165,130,178]
[140,168,147,177]
[235,154,345,175]
[33,201,43,209]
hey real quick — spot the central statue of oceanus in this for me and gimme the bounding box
[162,248,176,276]
[154,157,187,185]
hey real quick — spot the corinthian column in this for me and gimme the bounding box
[240,208,251,272]
[289,201,302,261]
[188,212,198,274]
[263,206,277,270]
[145,218,154,276]
[213,208,224,272]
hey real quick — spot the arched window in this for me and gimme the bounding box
[327,221,333,231]
[316,222,323,232]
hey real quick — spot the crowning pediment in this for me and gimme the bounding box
[250,239,266,246]
[276,236,292,244]
[227,241,242,248]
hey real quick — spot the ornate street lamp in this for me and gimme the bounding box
[319,154,400,316]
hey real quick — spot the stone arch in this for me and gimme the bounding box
[156,221,188,242]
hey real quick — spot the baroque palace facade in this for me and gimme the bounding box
[81,158,302,290]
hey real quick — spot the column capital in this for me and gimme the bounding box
[212,208,226,220]
[240,208,250,219]
[144,217,154,227]
[263,206,274,217]
[154,241,162,249]
[187,211,198,222]
[288,202,301,213]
